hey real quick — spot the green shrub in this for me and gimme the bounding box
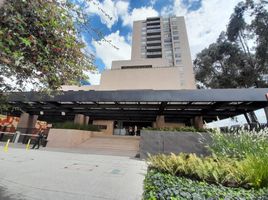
[207,129,268,189]
[208,129,268,159]
[241,154,268,189]
[143,170,268,200]
[52,121,100,132]
[147,153,246,188]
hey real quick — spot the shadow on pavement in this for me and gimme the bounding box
[0,186,23,200]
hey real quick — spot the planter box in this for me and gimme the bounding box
[140,130,211,159]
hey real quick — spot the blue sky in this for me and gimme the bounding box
[78,0,242,85]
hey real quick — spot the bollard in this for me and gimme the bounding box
[4,139,10,152]
[26,139,31,150]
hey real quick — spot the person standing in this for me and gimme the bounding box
[134,125,138,136]
[31,130,44,149]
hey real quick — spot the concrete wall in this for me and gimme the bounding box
[46,129,94,148]
[140,130,211,159]
[171,16,196,89]
[99,67,195,90]
[131,21,143,60]
[92,120,114,135]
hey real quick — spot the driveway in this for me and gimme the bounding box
[0,147,147,200]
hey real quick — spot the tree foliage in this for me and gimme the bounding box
[0,0,94,91]
[194,0,268,88]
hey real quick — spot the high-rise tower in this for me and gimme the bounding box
[99,16,196,90]
[62,16,196,91]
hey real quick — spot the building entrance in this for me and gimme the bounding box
[113,121,152,136]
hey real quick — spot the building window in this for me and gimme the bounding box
[164,38,172,43]
[171,21,177,25]
[172,26,178,30]
[164,43,172,48]
[173,36,179,40]
[164,33,171,38]
[174,41,180,47]
[176,59,182,65]
[172,31,179,35]
[175,53,181,58]
[174,47,180,52]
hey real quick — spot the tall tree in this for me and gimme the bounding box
[0,0,96,92]
[194,32,258,88]
[194,0,268,88]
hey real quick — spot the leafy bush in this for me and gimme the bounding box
[143,126,214,133]
[52,122,100,132]
[148,153,246,188]
[241,154,268,189]
[208,129,268,159]
[207,129,268,189]
[143,170,268,200]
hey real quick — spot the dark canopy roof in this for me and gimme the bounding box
[6,89,268,123]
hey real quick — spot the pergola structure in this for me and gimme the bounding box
[6,89,268,125]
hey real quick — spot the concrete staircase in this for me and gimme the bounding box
[75,135,140,157]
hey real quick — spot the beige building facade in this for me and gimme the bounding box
[62,16,196,91]
[60,16,198,132]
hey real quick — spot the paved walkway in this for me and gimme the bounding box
[0,147,147,200]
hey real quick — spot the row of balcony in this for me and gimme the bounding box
[147,29,161,33]
[146,51,162,55]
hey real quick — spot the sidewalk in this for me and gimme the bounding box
[0,147,147,200]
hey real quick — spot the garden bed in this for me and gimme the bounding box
[143,129,268,199]
[144,170,268,200]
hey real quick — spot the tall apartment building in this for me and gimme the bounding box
[62,16,196,91]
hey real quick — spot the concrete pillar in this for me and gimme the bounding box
[92,120,114,135]
[17,113,30,130]
[17,113,38,131]
[74,114,85,125]
[155,115,165,128]
[193,116,204,129]
[84,116,89,125]
[16,113,38,143]
[28,115,38,129]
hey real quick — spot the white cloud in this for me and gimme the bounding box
[166,0,241,59]
[92,30,131,69]
[121,6,159,27]
[85,70,101,85]
[85,0,158,28]
[160,4,174,17]
[86,0,126,29]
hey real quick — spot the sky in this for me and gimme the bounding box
[78,0,243,85]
